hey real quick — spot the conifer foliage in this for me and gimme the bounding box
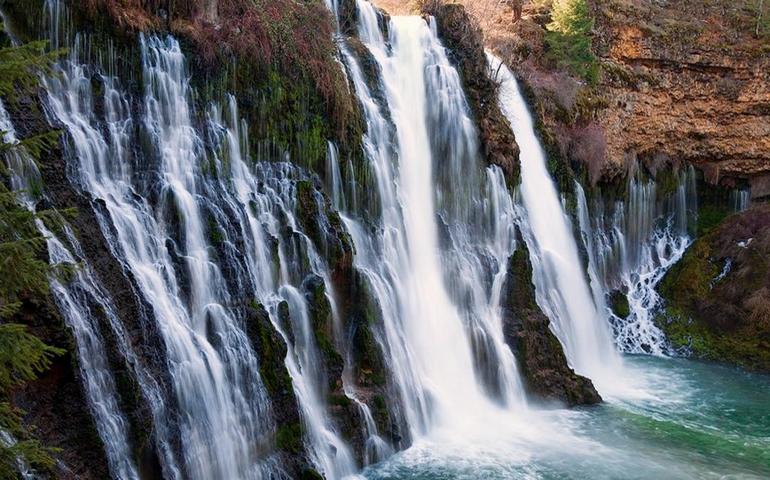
[0,34,64,478]
[545,0,599,84]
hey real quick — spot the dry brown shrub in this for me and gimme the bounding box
[745,287,770,330]
[81,0,353,135]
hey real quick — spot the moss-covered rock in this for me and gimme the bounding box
[295,179,355,288]
[608,289,630,319]
[242,301,320,475]
[500,233,601,406]
[657,204,770,372]
[302,274,345,391]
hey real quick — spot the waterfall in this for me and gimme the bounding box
[326,141,346,211]
[730,188,751,212]
[576,171,697,355]
[45,34,279,480]
[207,98,357,479]
[489,53,623,394]
[340,1,525,445]
[2,100,148,479]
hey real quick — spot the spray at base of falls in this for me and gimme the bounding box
[488,53,625,396]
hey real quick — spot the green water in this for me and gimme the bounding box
[362,356,770,479]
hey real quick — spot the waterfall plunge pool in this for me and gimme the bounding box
[360,356,770,479]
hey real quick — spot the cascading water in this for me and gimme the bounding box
[206,97,357,479]
[3,0,768,477]
[730,188,751,212]
[489,54,622,393]
[340,1,525,446]
[45,33,279,479]
[1,99,146,480]
[576,170,697,355]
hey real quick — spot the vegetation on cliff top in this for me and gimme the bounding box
[545,0,599,84]
[80,0,356,141]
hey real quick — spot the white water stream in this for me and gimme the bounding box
[489,54,624,395]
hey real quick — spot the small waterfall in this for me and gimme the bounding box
[208,97,357,478]
[326,141,346,211]
[730,188,751,212]
[489,53,623,393]
[576,170,697,355]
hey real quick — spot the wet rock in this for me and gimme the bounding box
[243,301,312,476]
[5,86,174,479]
[501,235,602,406]
[608,289,630,319]
[302,274,345,391]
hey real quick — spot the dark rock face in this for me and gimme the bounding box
[243,302,314,476]
[657,204,770,372]
[501,240,601,406]
[423,3,521,185]
[11,300,111,480]
[294,181,397,461]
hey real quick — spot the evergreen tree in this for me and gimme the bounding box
[545,0,599,84]
[0,35,64,478]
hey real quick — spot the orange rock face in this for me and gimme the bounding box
[593,1,770,191]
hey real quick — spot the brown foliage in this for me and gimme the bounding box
[81,0,162,31]
[81,0,353,136]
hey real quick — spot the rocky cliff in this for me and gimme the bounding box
[399,0,770,193]
[501,236,601,406]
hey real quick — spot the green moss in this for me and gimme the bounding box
[305,279,336,356]
[609,290,630,318]
[658,308,770,371]
[372,394,386,412]
[299,468,325,480]
[656,214,770,372]
[249,302,293,398]
[327,393,351,408]
[659,240,718,311]
[696,204,731,237]
[275,422,304,454]
[195,64,347,178]
[207,215,224,246]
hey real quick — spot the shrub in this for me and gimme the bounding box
[544,0,599,84]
